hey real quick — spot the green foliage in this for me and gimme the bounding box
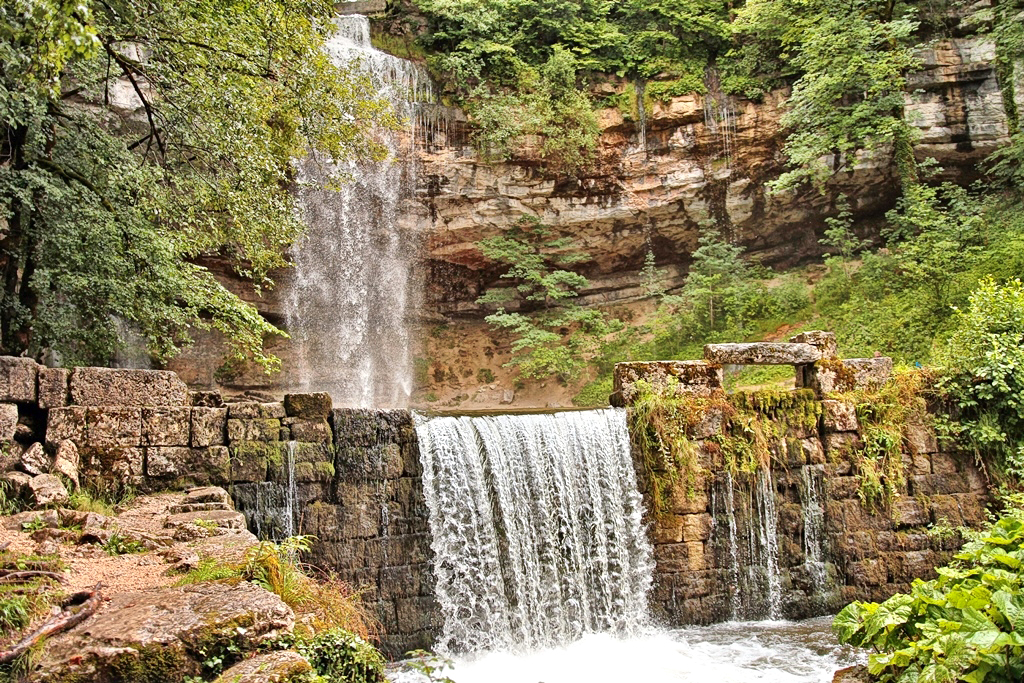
[936,278,1024,477]
[478,216,621,381]
[0,0,390,368]
[735,0,921,192]
[0,595,30,636]
[294,629,385,683]
[175,557,242,585]
[834,509,1024,683]
[102,531,147,556]
[405,650,455,683]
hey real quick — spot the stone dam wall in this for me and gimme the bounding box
[0,356,991,656]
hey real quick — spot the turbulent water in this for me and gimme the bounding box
[283,14,431,407]
[390,617,865,683]
[414,408,654,654]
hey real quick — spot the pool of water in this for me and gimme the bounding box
[389,617,865,683]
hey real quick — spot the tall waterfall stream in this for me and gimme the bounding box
[408,408,865,682]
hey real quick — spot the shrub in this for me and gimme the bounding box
[834,506,1024,683]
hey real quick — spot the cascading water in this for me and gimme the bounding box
[234,440,298,541]
[283,14,434,408]
[414,408,654,654]
[754,469,784,620]
[800,464,829,596]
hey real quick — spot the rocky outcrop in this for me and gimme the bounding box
[32,582,294,683]
[213,651,313,683]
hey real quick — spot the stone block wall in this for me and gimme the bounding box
[632,388,989,626]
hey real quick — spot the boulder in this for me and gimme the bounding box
[3,508,58,530]
[32,582,294,682]
[37,367,70,409]
[27,473,69,507]
[185,486,232,505]
[704,342,821,365]
[283,392,333,420]
[0,356,38,403]
[0,403,18,441]
[213,651,313,683]
[51,440,80,490]
[20,442,51,476]
[69,366,189,407]
[191,407,227,447]
[1,470,32,499]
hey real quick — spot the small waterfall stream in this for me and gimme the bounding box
[414,408,654,654]
[800,464,829,597]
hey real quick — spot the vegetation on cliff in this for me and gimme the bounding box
[0,0,391,370]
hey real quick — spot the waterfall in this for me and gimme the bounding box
[754,469,783,620]
[283,14,433,408]
[234,440,298,541]
[800,464,828,596]
[724,471,742,619]
[415,408,654,654]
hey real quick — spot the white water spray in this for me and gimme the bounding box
[414,408,654,654]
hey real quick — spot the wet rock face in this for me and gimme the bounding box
[32,582,294,683]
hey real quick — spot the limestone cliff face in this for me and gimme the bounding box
[169,35,1020,394]
[410,35,1021,317]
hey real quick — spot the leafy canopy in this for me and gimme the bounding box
[0,0,391,368]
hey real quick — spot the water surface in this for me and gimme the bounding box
[390,617,864,683]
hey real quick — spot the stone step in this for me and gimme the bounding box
[168,502,232,514]
[164,509,246,530]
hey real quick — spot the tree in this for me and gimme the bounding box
[0,0,391,368]
[476,215,620,380]
[734,0,921,193]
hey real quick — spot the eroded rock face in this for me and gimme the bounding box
[32,582,294,683]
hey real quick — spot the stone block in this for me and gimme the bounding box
[145,446,192,478]
[822,400,859,432]
[704,342,821,365]
[185,486,231,505]
[191,408,227,447]
[87,407,142,447]
[668,486,709,515]
[229,441,276,482]
[227,418,281,443]
[905,424,939,455]
[825,432,862,457]
[80,446,144,483]
[284,392,333,420]
[141,407,191,446]
[827,476,861,500]
[802,438,826,465]
[69,367,188,406]
[909,473,968,496]
[259,402,286,419]
[909,453,932,476]
[613,361,724,403]
[227,402,261,419]
[45,407,88,447]
[894,498,930,527]
[164,508,246,530]
[0,403,17,441]
[849,558,887,586]
[681,513,713,542]
[0,357,38,403]
[953,494,988,527]
[929,495,964,527]
[845,357,894,389]
[930,452,960,476]
[289,419,332,444]
[295,460,335,483]
[37,367,70,409]
[788,331,838,359]
[653,515,684,543]
[802,357,894,396]
[684,541,706,570]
